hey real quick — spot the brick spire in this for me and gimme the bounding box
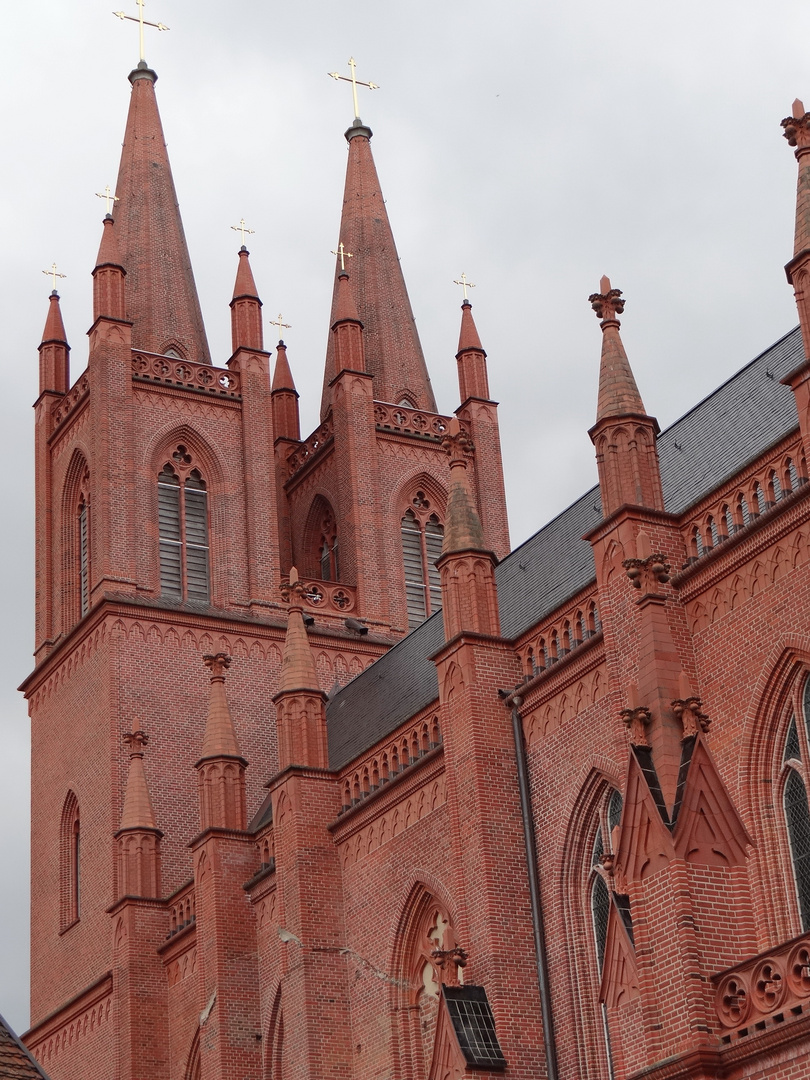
[196,654,247,830]
[274,570,329,769]
[320,120,436,418]
[38,290,69,395]
[587,279,664,516]
[271,341,300,441]
[230,246,263,353]
[112,62,210,363]
[93,215,127,323]
[438,420,500,638]
[456,301,490,402]
[116,722,161,898]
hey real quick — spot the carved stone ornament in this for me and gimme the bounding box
[599,852,615,876]
[671,696,711,738]
[441,425,474,463]
[620,705,652,747]
[123,727,148,754]
[588,278,625,321]
[431,945,469,986]
[280,577,309,605]
[203,652,231,679]
[623,554,671,591]
[782,100,810,149]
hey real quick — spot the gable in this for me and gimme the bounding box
[672,734,752,866]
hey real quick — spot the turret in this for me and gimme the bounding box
[38,290,69,395]
[195,654,247,831]
[92,215,127,323]
[115,722,161,898]
[456,300,490,402]
[273,569,329,770]
[331,270,366,375]
[230,246,263,353]
[587,278,664,517]
[271,340,300,441]
[437,420,500,640]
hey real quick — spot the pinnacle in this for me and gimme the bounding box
[590,279,647,422]
[457,301,485,356]
[442,420,486,554]
[41,290,68,346]
[95,214,125,271]
[232,246,260,302]
[332,271,362,327]
[199,654,243,761]
[278,570,320,694]
[272,341,296,392]
[119,722,158,832]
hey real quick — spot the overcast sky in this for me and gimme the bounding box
[1,0,809,1033]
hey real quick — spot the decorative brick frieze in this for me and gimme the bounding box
[50,370,89,437]
[285,413,334,478]
[25,972,113,1065]
[373,401,454,440]
[280,573,357,614]
[131,350,240,397]
[713,931,810,1033]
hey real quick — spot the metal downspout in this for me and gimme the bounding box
[508,694,559,1080]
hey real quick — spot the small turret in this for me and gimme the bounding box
[115,722,162,898]
[195,654,247,831]
[272,341,300,441]
[230,246,263,353]
[93,215,127,323]
[456,301,490,402]
[587,278,664,517]
[331,271,366,375]
[38,290,70,395]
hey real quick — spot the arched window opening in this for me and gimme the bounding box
[691,527,703,559]
[737,493,751,528]
[78,498,90,617]
[588,787,626,974]
[60,792,80,930]
[785,770,810,931]
[591,874,611,973]
[158,448,210,602]
[752,482,766,516]
[706,517,718,550]
[722,504,734,539]
[318,509,339,582]
[786,458,799,494]
[401,503,444,629]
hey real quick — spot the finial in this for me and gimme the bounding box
[442,417,475,467]
[328,56,379,120]
[280,567,309,605]
[588,277,625,322]
[782,100,810,149]
[203,652,231,680]
[269,313,291,341]
[331,242,354,271]
[123,718,148,755]
[453,272,476,302]
[42,262,66,291]
[114,0,169,64]
[231,218,255,247]
[95,185,120,215]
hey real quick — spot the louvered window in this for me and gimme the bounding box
[78,500,89,616]
[158,461,210,602]
[401,509,444,629]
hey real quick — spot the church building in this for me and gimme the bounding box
[17,38,810,1080]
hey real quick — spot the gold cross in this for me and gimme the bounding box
[230,218,255,246]
[331,242,354,271]
[42,263,66,290]
[113,0,169,63]
[328,57,379,120]
[95,185,120,214]
[269,313,291,340]
[453,273,476,301]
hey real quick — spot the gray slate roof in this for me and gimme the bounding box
[326,327,804,770]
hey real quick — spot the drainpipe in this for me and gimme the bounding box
[504,691,559,1080]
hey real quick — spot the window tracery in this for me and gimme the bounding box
[401,491,444,629]
[158,445,210,602]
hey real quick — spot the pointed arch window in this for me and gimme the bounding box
[318,509,339,582]
[589,788,624,973]
[60,791,80,931]
[780,676,810,931]
[401,493,444,629]
[78,498,89,617]
[158,446,210,602]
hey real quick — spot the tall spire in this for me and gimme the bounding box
[588,279,664,516]
[230,246,263,353]
[320,121,436,418]
[38,290,70,395]
[112,63,210,362]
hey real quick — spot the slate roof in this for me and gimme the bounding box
[0,1014,51,1080]
[326,326,804,770]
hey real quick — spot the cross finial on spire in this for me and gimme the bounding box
[588,276,625,322]
[230,218,255,247]
[331,242,354,271]
[96,185,120,215]
[42,262,66,291]
[328,57,379,121]
[453,272,476,302]
[113,0,169,63]
[269,313,291,341]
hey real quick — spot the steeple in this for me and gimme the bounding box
[320,120,436,418]
[271,341,300,441]
[437,420,500,639]
[116,722,161,898]
[587,278,664,517]
[93,215,127,323]
[274,571,329,770]
[456,301,490,402]
[38,290,69,395]
[195,654,247,831]
[112,63,210,362]
[230,246,263,353]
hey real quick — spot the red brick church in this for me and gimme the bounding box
[16,45,810,1080]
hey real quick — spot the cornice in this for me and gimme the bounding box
[24,972,113,1047]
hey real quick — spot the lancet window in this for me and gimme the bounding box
[60,791,81,930]
[78,498,89,616]
[781,676,810,931]
[158,446,210,602]
[589,788,624,972]
[401,491,444,629]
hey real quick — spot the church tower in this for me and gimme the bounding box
[21,46,510,1079]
